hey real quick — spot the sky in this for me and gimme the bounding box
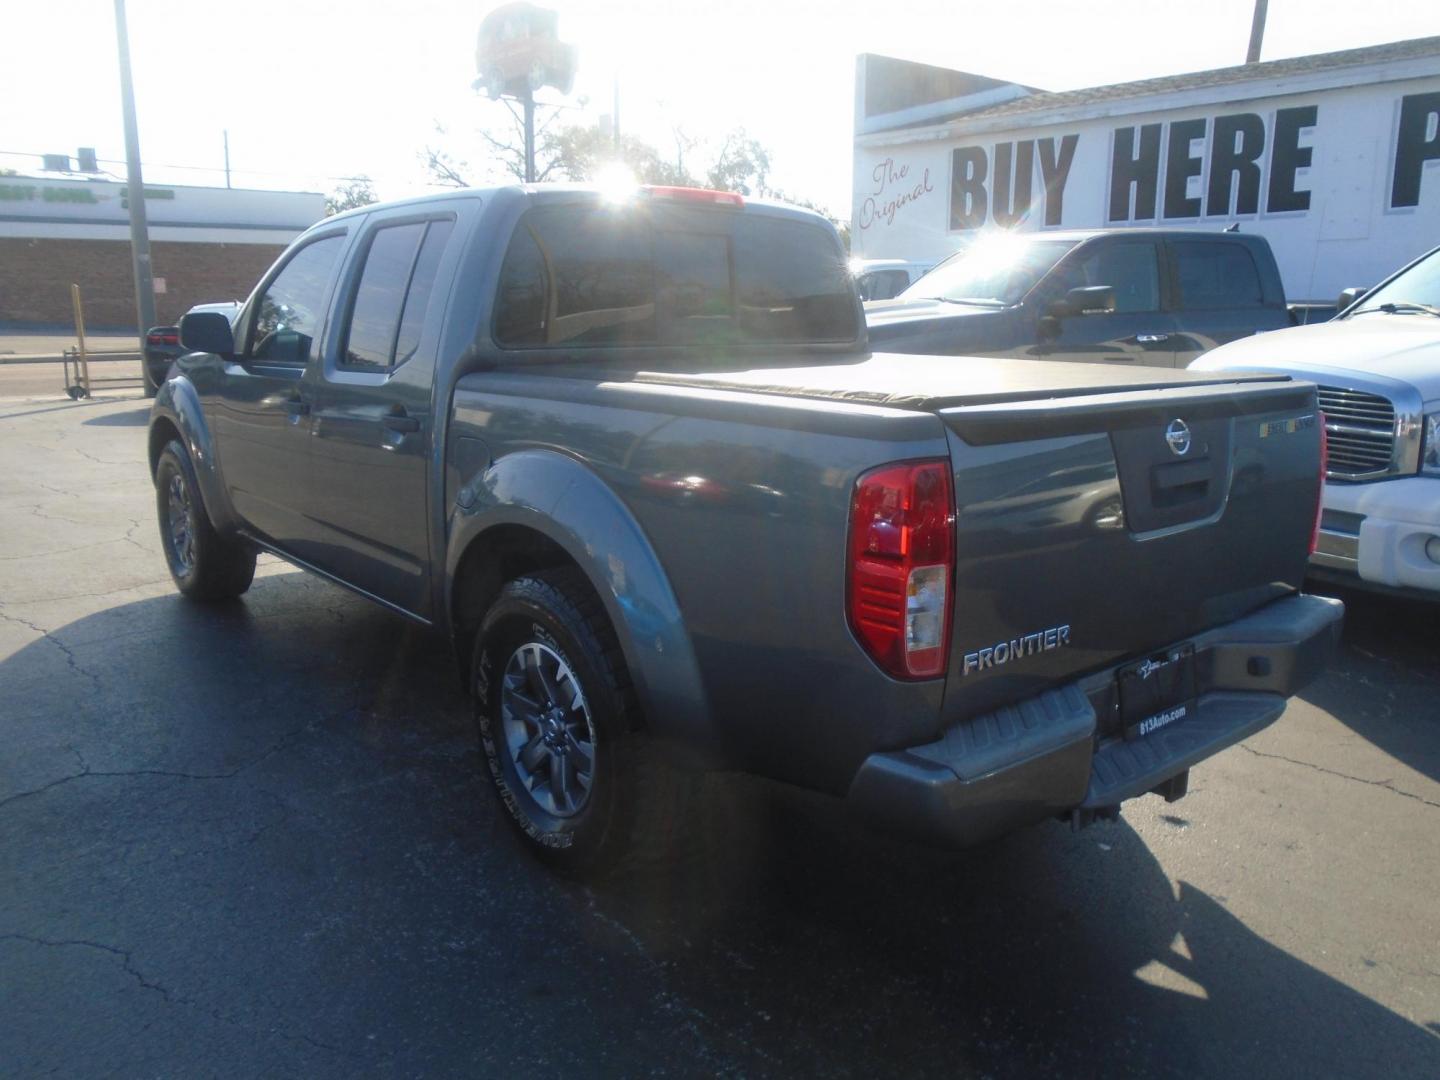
[4,0,1439,216]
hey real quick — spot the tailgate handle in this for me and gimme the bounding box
[1151,458,1211,507]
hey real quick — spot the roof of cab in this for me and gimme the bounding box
[319,183,832,231]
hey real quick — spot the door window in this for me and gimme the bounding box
[1059,243,1161,313]
[249,235,344,365]
[1174,242,1265,310]
[341,219,456,371]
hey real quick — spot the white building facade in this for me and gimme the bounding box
[852,38,1440,303]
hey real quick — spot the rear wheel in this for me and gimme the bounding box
[155,439,256,601]
[473,569,682,877]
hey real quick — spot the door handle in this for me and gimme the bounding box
[1134,333,1170,344]
[283,398,310,417]
[382,413,420,433]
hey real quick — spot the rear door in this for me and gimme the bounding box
[210,231,348,551]
[306,209,460,619]
[1027,239,1178,366]
[1167,240,1273,365]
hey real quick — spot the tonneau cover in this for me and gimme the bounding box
[629,353,1291,411]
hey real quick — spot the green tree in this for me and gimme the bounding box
[325,175,377,215]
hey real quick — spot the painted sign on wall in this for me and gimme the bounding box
[854,78,1440,301]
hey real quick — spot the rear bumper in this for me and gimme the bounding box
[1310,478,1440,595]
[845,593,1343,847]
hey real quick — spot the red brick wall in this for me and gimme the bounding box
[0,237,286,329]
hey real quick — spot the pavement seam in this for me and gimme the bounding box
[1240,744,1440,810]
[0,606,104,693]
[0,726,312,812]
[0,932,359,1059]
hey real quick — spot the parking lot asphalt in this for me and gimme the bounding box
[2,392,1437,1079]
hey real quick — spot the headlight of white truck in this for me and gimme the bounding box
[1425,414,1440,476]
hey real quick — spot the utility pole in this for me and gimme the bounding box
[522,91,536,182]
[113,0,156,348]
[1246,0,1268,64]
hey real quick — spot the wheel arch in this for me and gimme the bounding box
[447,450,718,765]
[148,378,237,534]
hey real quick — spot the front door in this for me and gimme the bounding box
[307,214,459,619]
[1027,239,1178,366]
[209,232,347,552]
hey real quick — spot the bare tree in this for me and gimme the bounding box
[325,175,378,215]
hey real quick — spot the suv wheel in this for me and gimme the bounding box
[155,439,256,601]
[473,569,680,877]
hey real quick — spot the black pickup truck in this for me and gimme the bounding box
[868,229,1300,366]
[149,185,1341,875]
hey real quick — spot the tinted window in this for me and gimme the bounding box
[493,204,857,347]
[341,219,455,371]
[1058,242,1161,313]
[1174,242,1264,310]
[250,235,344,365]
[344,223,425,370]
[394,220,455,366]
[858,269,910,301]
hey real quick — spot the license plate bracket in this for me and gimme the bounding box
[1118,644,1196,741]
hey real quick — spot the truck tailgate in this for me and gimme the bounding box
[937,378,1321,725]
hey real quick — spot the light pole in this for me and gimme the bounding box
[1246,0,1268,64]
[113,0,157,357]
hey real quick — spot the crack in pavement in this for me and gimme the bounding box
[0,724,316,812]
[0,934,172,1000]
[1241,744,1440,810]
[0,932,359,1058]
[0,606,104,693]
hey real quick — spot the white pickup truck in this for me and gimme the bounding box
[1193,244,1440,600]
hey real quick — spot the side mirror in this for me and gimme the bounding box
[1049,285,1116,318]
[1336,286,1368,312]
[180,311,235,355]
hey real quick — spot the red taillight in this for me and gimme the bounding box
[642,185,744,208]
[847,459,954,679]
[147,330,179,346]
[1310,411,1328,555]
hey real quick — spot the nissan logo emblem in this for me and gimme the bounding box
[1165,419,1192,456]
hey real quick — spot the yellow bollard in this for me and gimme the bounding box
[70,283,92,397]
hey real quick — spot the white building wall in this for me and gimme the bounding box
[853,69,1440,302]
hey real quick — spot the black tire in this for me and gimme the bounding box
[473,568,682,877]
[154,439,256,601]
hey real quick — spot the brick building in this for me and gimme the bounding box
[0,174,324,330]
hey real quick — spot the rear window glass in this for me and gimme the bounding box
[493,203,856,347]
[1174,242,1265,310]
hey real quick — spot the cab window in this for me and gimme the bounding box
[248,235,344,365]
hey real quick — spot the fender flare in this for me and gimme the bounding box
[150,376,239,535]
[447,449,717,761]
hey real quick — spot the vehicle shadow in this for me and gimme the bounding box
[81,405,150,427]
[1298,580,1440,784]
[586,776,1439,1078]
[1,579,1434,1078]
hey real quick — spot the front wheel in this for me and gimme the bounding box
[473,569,681,877]
[154,439,256,601]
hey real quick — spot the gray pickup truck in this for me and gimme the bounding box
[867,229,1299,366]
[149,185,1342,875]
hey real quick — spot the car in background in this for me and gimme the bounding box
[1193,244,1440,600]
[851,258,934,301]
[143,301,240,395]
[865,229,1297,367]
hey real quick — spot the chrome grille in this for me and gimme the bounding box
[1316,386,1396,479]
